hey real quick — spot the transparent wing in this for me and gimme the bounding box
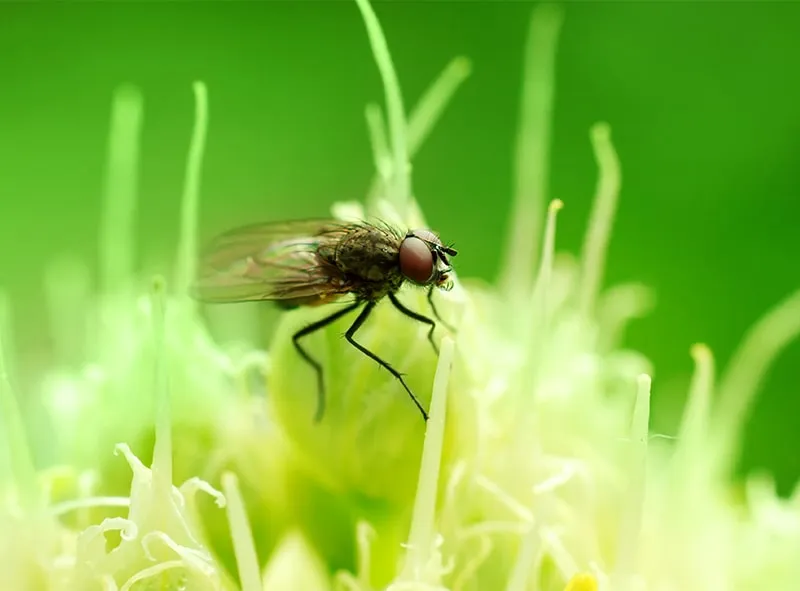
[191,218,355,304]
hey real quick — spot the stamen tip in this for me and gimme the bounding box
[113,83,143,104]
[453,56,473,76]
[690,342,712,361]
[590,121,611,140]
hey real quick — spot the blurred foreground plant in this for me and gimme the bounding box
[1,2,800,590]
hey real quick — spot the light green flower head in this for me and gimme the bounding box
[2,1,800,591]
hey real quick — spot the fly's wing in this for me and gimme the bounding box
[191,219,355,304]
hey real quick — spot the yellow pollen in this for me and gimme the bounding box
[564,572,599,591]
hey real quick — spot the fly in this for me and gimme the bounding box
[190,217,457,423]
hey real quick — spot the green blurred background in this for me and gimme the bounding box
[0,2,798,493]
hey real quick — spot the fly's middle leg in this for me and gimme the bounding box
[344,300,429,422]
[292,300,362,422]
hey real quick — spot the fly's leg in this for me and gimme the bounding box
[344,301,429,422]
[388,292,439,356]
[427,285,456,333]
[293,300,362,422]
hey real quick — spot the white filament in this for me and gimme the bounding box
[175,81,209,294]
[579,122,622,318]
[354,0,411,213]
[99,85,143,297]
[498,3,564,298]
[222,471,262,591]
[401,336,455,582]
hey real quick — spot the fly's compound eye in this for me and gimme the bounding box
[411,228,441,245]
[399,235,435,284]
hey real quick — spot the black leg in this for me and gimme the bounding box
[292,300,362,422]
[388,292,439,355]
[427,286,455,333]
[344,301,429,422]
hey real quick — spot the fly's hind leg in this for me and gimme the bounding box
[344,300,429,422]
[292,300,362,422]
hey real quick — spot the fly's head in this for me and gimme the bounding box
[398,228,458,292]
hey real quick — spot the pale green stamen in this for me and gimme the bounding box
[354,0,410,212]
[149,276,173,496]
[175,81,209,295]
[366,56,472,212]
[407,57,472,158]
[118,560,186,591]
[666,344,716,563]
[673,344,715,477]
[97,84,144,390]
[365,101,393,200]
[579,122,622,318]
[99,85,143,298]
[613,374,652,588]
[526,198,564,372]
[712,288,800,475]
[334,521,376,590]
[596,282,655,352]
[542,527,579,580]
[504,521,542,591]
[261,531,331,590]
[222,471,262,591]
[400,336,455,583]
[498,3,563,298]
[475,474,534,524]
[49,496,131,516]
[532,198,564,312]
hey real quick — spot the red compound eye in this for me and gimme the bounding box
[412,229,442,246]
[399,235,434,284]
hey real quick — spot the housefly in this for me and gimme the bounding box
[190,218,457,423]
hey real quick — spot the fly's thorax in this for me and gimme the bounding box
[323,226,403,283]
[352,273,405,302]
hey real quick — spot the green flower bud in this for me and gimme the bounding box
[267,275,471,506]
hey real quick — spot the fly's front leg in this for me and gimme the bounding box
[427,285,456,333]
[388,292,439,356]
[344,300,428,422]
